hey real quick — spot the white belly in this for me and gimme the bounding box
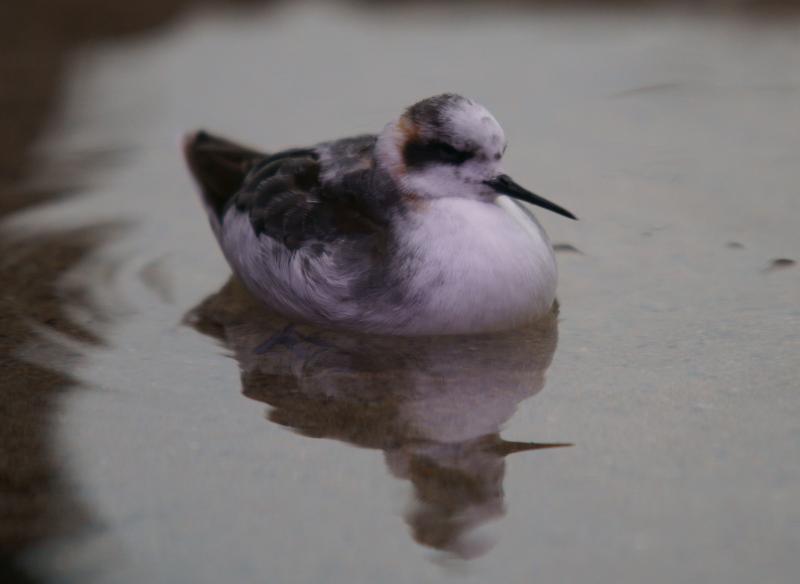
[218,198,556,336]
[397,197,557,334]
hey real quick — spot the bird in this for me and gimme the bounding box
[183,93,576,336]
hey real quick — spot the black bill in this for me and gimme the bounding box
[485,174,577,220]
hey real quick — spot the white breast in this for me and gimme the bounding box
[397,197,557,334]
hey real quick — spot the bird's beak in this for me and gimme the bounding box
[484,174,577,220]
[490,440,573,456]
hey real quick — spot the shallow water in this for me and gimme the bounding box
[4,2,799,582]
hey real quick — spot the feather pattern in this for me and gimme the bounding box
[184,94,568,335]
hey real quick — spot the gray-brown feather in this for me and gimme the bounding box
[215,139,418,331]
[230,144,388,250]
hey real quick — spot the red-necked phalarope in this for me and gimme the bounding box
[184,93,576,335]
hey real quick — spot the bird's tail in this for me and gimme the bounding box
[182,130,266,234]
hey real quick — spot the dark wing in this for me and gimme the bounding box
[185,130,385,250]
[231,150,385,251]
[184,131,275,219]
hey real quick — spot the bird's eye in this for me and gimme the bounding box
[431,141,472,164]
[433,142,460,161]
[403,139,474,169]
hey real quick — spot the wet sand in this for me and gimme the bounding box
[1,1,799,583]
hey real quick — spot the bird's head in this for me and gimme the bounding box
[376,94,575,219]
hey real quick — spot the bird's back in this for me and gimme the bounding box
[184,131,406,330]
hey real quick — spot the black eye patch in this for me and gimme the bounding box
[403,139,474,169]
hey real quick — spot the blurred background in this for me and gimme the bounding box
[1,1,798,583]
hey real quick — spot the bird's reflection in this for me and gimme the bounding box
[186,277,569,559]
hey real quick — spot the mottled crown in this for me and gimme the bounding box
[398,94,507,171]
[405,93,471,132]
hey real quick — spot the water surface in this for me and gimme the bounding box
[5,2,799,583]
